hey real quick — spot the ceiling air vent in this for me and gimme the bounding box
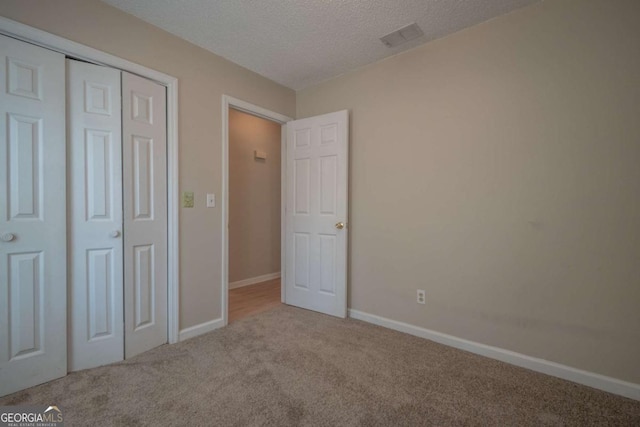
[380,23,424,48]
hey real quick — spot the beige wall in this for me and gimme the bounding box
[228,109,281,283]
[0,0,296,330]
[297,0,640,384]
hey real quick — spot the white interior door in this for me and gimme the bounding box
[0,35,67,396]
[67,60,123,371]
[285,110,348,317]
[122,72,168,358]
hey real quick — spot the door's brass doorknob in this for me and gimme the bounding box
[335,222,345,230]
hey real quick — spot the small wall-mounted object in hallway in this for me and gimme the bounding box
[182,191,194,208]
[254,150,267,160]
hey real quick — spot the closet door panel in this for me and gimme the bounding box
[122,72,168,358]
[67,59,124,371]
[0,35,67,397]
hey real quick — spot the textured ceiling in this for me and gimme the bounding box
[101,0,539,90]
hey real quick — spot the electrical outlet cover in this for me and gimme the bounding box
[183,191,194,208]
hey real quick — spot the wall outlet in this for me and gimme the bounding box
[182,191,194,208]
[417,290,426,305]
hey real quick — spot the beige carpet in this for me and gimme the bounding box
[1,305,639,426]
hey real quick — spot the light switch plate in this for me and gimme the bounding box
[183,191,194,208]
[206,193,216,208]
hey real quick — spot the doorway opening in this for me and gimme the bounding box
[228,108,281,322]
[221,96,292,325]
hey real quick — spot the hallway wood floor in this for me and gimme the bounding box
[228,278,281,322]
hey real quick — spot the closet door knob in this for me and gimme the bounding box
[1,233,16,242]
[110,230,121,238]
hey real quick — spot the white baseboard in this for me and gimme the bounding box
[178,318,225,342]
[229,272,281,289]
[348,309,640,401]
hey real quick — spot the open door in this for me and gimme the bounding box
[284,110,348,317]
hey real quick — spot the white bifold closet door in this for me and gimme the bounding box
[0,36,67,396]
[122,72,168,359]
[67,59,124,371]
[68,64,168,370]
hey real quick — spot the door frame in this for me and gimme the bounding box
[0,17,181,344]
[221,95,292,325]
